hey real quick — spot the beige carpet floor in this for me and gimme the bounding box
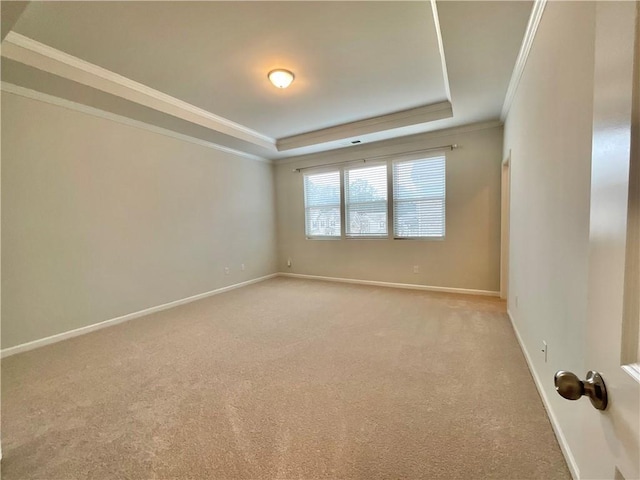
[1,277,570,479]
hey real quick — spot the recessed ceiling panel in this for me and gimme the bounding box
[13,1,448,139]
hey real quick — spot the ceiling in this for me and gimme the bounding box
[1,1,533,161]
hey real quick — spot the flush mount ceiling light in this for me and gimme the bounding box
[268,69,295,89]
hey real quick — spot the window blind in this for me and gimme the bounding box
[393,156,446,238]
[345,164,388,237]
[303,170,341,237]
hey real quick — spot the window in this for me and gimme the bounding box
[345,164,388,237]
[393,156,446,238]
[303,170,341,237]
[302,153,446,240]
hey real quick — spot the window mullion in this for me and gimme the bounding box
[340,168,346,239]
[387,160,394,237]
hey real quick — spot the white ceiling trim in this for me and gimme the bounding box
[275,119,503,166]
[500,0,547,120]
[1,81,271,164]
[1,32,277,151]
[430,0,452,103]
[277,101,452,151]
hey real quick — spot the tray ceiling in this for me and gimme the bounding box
[1,1,533,160]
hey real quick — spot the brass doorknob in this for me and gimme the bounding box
[554,370,608,411]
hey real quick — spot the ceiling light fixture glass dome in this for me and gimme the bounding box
[268,69,295,89]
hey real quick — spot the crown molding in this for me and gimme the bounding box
[1,82,271,164]
[277,101,453,151]
[1,32,277,151]
[430,0,452,103]
[500,0,547,121]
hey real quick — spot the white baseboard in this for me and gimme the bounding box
[1,272,497,358]
[507,309,580,480]
[0,274,278,358]
[278,272,500,297]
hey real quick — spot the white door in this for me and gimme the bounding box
[579,2,639,479]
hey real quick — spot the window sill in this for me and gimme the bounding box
[305,236,445,241]
[345,236,389,240]
[394,236,445,241]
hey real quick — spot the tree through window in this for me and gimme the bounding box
[303,170,341,237]
[344,164,388,237]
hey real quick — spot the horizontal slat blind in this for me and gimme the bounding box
[345,164,388,237]
[304,170,341,237]
[393,156,446,238]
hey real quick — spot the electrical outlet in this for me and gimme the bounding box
[413,265,420,274]
[515,296,519,308]
[287,257,292,268]
[224,267,230,275]
[241,263,245,271]
[542,341,548,363]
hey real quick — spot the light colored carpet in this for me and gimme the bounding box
[1,277,570,479]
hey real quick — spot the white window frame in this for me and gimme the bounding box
[303,168,342,239]
[344,162,389,239]
[302,152,446,241]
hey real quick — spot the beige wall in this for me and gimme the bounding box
[1,92,277,349]
[275,124,503,292]
[503,1,596,476]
